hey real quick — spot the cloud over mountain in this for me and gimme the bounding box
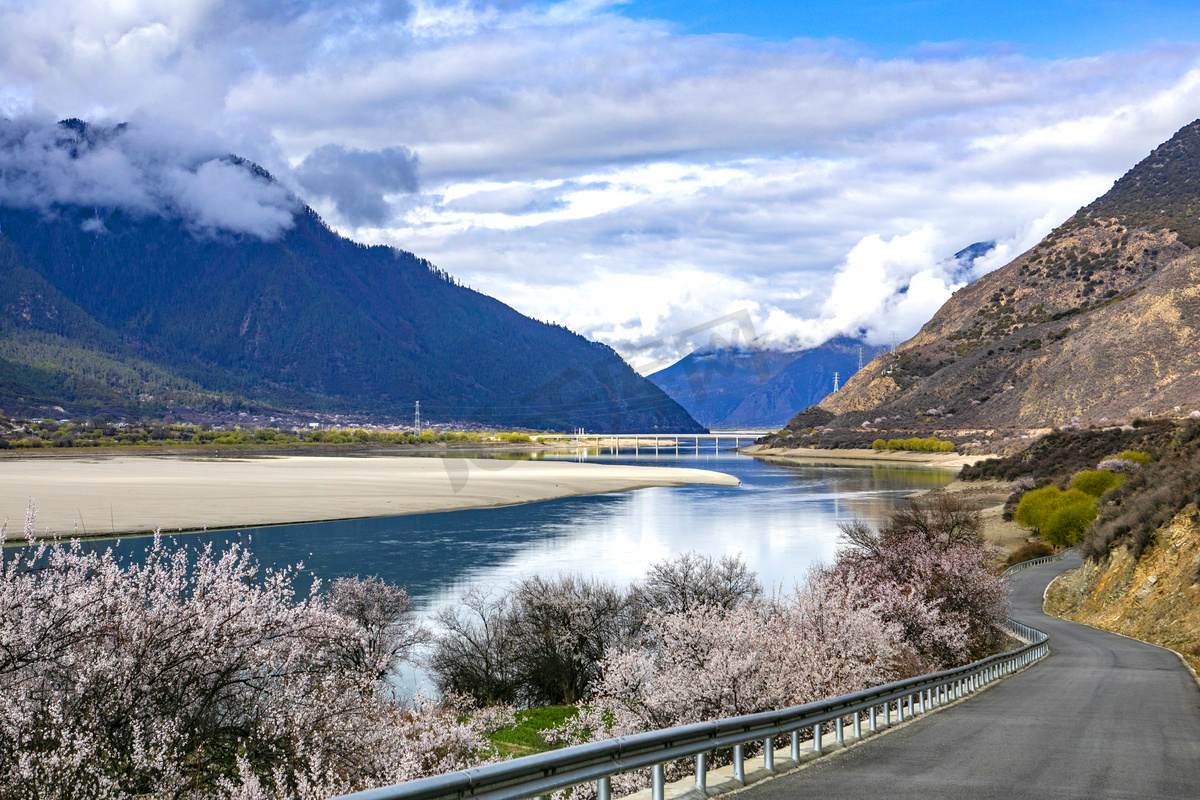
[0,117,296,239]
[3,2,1200,363]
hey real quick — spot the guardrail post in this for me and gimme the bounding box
[763,738,774,771]
[836,716,844,745]
[652,764,664,800]
[813,722,822,753]
[869,705,877,732]
[695,754,706,791]
[919,690,926,714]
[733,744,745,783]
[790,730,800,761]
[598,776,612,800]
[853,710,861,739]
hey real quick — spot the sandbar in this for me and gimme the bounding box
[0,455,740,539]
[743,445,984,470]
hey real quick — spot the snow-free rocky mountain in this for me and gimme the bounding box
[808,119,1200,433]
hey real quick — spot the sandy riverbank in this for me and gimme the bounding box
[0,455,740,539]
[743,445,985,469]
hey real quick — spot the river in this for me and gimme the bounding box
[63,449,955,692]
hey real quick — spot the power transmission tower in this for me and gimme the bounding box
[891,331,898,353]
[833,372,840,392]
[415,401,421,436]
[857,345,863,370]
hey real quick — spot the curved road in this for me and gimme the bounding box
[746,554,1200,799]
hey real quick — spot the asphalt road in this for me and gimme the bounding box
[745,554,1200,799]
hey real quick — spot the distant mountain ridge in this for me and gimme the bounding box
[648,337,886,429]
[0,120,702,432]
[808,119,1200,432]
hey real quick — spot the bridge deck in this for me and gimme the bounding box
[739,554,1200,799]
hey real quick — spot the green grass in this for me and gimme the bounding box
[490,707,578,755]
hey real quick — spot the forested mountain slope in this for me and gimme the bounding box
[0,120,700,432]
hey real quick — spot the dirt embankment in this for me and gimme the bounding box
[1045,505,1200,673]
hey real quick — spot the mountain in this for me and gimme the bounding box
[811,119,1200,432]
[648,338,886,429]
[0,120,702,433]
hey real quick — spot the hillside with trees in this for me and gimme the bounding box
[0,120,701,433]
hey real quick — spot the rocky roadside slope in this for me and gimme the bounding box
[1045,505,1200,673]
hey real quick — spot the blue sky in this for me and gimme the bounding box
[1,1,1199,369]
[623,1,1200,57]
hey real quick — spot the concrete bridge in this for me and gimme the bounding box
[532,431,770,455]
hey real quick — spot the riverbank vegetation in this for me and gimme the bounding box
[871,436,957,452]
[0,415,539,450]
[1,498,1006,799]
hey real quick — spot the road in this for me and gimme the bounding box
[744,554,1200,799]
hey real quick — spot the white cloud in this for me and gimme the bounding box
[0,116,296,239]
[2,1,1200,365]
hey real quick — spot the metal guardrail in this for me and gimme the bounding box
[999,546,1076,580]
[338,553,1068,800]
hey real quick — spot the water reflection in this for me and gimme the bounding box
[72,452,953,616]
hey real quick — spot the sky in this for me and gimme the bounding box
[2,1,1200,372]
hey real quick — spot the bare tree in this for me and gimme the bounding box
[840,496,983,556]
[889,495,983,550]
[631,551,762,616]
[429,587,520,706]
[508,575,631,706]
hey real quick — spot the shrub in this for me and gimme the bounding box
[1116,450,1153,464]
[960,426,1171,484]
[1097,457,1141,473]
[872,439,886,451]
[1042,501,1099,546]
[1014,486,1095,534]
[1070,469,1125,497]
[1084,423,1200,559]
